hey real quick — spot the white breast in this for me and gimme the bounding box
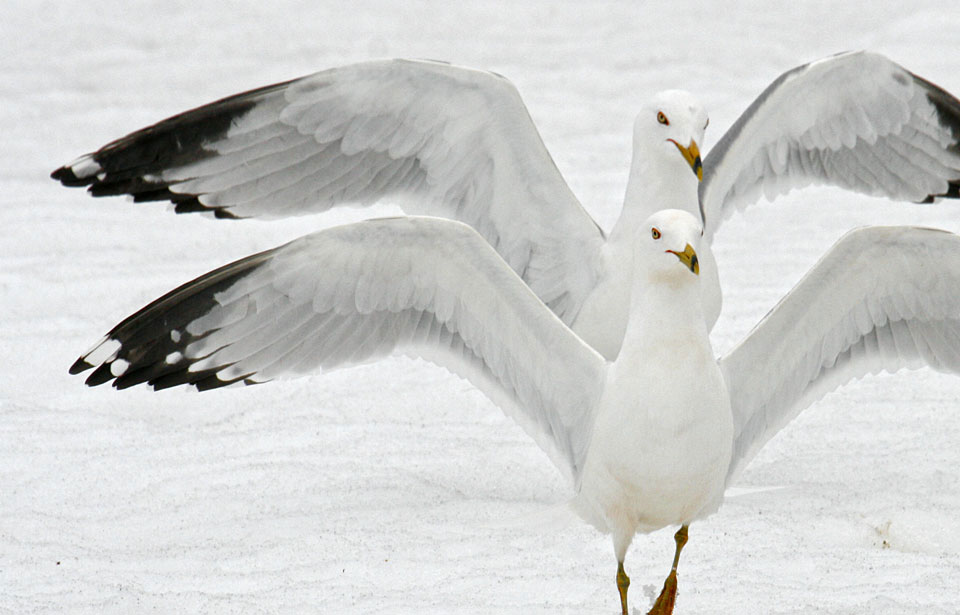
[574,329,733,537]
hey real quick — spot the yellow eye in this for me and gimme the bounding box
[657,111,669,125]
[651,227,661,240]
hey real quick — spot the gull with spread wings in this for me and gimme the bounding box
[71,210,960,614]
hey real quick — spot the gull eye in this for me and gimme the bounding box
[704,117,710,130]
[651,227,661,240]
[657,111,669,125]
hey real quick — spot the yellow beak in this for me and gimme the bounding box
[667,243,699,275]
[670,139,703,182]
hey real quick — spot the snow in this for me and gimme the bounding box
[2,1,960,613]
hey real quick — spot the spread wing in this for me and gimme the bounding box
[51,59,604,323]
[69,216,608,481]
[721,225,960,484]
[701,51,960,239]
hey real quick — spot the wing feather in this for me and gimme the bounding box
[701,51,960,238]
[52,59,604,325]
[721,225,960,484]
[70,216,607,481]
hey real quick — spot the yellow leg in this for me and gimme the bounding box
[617,560,630,615]
[647,525,689,615]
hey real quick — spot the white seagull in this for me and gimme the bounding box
[71,211,960,615]
[52,51,960,360]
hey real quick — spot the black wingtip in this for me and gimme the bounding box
[946,181,960,199]
[70,246,274,391]
[919,180,960,204]
[213,208,241,220]
[168,195,241,219]
[50,76,296,212]
[51,165,94,187]
[69,357,93,375]
[913,71,960,149]
[84,363,116,387]
[196,371,254,391]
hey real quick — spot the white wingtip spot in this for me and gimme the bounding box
[165,351,183,364]
[170,329,181,343]
[83,337,122,366]
[67,154,102,179]
[110,358,130,377]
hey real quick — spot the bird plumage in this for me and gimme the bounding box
[69,210,960,612]
[53,52,960,361]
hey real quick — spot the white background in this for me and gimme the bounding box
[2,1,959,613]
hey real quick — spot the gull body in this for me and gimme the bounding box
[72,209,728,613]
[70,209,960,612]
[52,52,960,361]
[576,213,731,560]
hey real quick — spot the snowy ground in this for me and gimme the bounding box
[3,1,960,613]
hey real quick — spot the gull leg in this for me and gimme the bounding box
[647,525,689,615]
[617,560,630,615]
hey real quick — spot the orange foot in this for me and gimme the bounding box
[646,570,678,615]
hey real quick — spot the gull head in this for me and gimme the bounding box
[633,90,708,183]
[639,209,703,282]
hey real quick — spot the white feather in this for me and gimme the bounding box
[701,51,960,237]
[722,225,960,484]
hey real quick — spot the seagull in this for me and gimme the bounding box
[70,211,960,614]
[51,51,960,360]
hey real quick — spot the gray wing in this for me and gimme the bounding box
[721,225,960,484]
[701,51,960,239]
[70,216,608,481]
[51,59,605,324]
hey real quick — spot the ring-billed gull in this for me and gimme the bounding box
[70,211,960,614]
[51,51,960,360]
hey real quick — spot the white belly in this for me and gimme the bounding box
[573,342,733,536]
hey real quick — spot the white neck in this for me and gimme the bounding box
[615,263,711,373]
[609,144,701,246]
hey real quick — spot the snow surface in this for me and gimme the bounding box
[3,1,960,613]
